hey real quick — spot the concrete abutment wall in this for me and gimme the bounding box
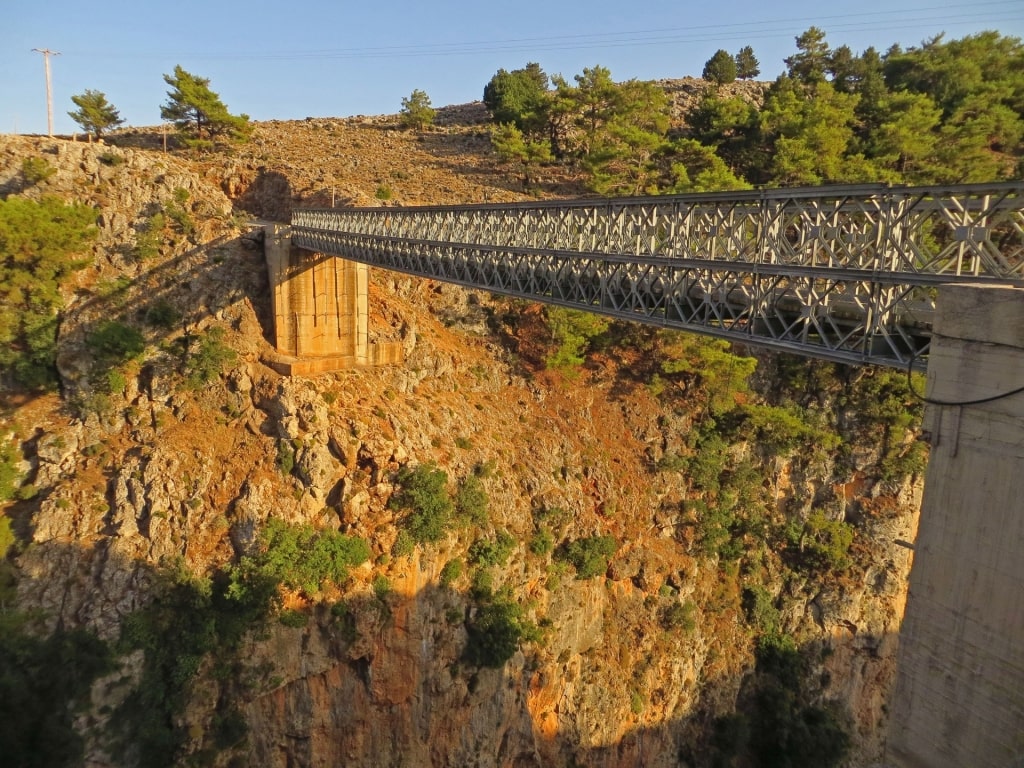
[888,283,1024,767]
[263,224,402,374]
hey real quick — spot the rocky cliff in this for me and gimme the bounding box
[0,111,919,768]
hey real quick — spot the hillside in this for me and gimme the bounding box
[0,101,920,768]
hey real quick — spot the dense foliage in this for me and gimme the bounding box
[482,30,1022,192]
[0,196,97,389]
[710,636,852,767]
[390,462,454,543]
[0,440,19,502]
[238,517,371,598]
[0,620,111,768]
[556,535,618,579]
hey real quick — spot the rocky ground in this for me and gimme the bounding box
[1,82,915,768]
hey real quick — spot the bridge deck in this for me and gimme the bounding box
[291,182,1024,369]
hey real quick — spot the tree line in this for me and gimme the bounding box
[66,65,251,148]
[67,28,1021,192]
[480,28,1023,192]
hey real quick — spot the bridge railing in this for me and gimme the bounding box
[291,182,1024,369]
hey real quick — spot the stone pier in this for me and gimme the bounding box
[263,224,402,374]
[887,284,1024,767]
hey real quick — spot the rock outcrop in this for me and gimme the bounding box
[0,120,919,768]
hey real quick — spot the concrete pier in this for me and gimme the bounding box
[263,224,402,374]
[888,284,1024,767]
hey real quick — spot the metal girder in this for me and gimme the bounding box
[291,182,1024,369]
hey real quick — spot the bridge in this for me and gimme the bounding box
[285,181,1024,370]
[264,182,1024,768]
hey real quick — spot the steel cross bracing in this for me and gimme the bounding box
[291,182,1024,369]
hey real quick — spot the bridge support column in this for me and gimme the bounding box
[263,224,402,374]
[888,284,1024,767]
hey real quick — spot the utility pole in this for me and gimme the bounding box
[32,48,60,137]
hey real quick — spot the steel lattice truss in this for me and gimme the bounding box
[291,182,1024,369]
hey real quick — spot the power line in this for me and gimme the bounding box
[58,1,1021,62]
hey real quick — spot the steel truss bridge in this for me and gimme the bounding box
[291,182,1024,369]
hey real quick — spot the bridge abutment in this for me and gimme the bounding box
[888,283,1024,767]
[263,224,402,374]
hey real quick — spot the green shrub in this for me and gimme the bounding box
[556,535,617,579]
[134,213,166,260]
[392,529,415,557]
[165,188,195,235]
[372,574,392,600]
[329,600,358,636]
[278,609,308,628]
[661,600,697,632]
[375,185,393,200]
[709,631,852,768]
[742,585,781,635]
[439,558,463,587]
[99,151,126,166]
[390,462,453,544]
[544,307,609,371]
[21,156,55,184]
[684,432,730,493]
[251,518,371,597]
[880,439,930,482]
[0,439,21,503]
[796,511,854,573]
[528,528,554,556]
[144,298,179,328]
[464,597,536,668]
[474,458,498,479]
[276,440,295,476]
[183,326,235,388]
[87,320,145,363]
[630,690,645,714]
[0,196,96,389]
[687,499,737,558]
[116,561,276,765]
[0,515,15,558]
[455,474,489,526]
[739,403,840,457]
[468,530,516,568]
[470,568,494,600]
[659,333,757,416]
[95,276,132,299]
[656,452,687,472]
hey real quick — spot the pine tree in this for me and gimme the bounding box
[668,139,751,192]
[703,50,738,86]
[735,47,761,80]
[785,27,831,84]
[558,65,622,159]
[400,89,435,131]
[483,63,550,135]
[67,90,124,138]
[160,66,251,145]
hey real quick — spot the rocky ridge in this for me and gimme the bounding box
[2,102,916,768]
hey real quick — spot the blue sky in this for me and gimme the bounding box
[2,0,1022,135]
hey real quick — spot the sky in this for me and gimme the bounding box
[2,0,1022,136]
